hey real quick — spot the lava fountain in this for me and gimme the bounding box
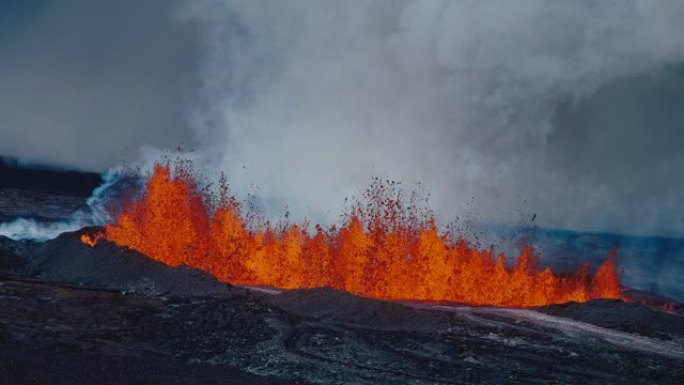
[82,161,622,307]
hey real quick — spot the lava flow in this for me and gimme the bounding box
[82,161,622,307]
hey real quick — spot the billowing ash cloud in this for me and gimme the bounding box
[0,0,197,172]
[180,0,684,236]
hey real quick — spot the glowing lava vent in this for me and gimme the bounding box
[82,161,622,307]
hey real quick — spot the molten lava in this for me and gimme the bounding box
[84,162,622,307]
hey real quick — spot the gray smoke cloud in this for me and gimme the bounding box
[0,0,197,171]
[180,0,684,237]
[2,0,684,238]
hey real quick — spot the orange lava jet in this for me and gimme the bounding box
[84,161,622,307]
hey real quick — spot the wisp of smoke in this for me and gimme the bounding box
[0,169,124,241]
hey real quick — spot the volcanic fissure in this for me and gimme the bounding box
[82,161,622,307]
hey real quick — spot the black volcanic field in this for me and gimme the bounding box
[1,162,683,385]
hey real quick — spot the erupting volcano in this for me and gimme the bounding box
[5,1,684,383]
[82,161,622,307]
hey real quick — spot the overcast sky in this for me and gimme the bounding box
[1,0,684,237]
[0,0,197,170]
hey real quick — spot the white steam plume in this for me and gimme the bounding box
[180,0,684,236]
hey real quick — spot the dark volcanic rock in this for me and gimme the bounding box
[0,277,306,385]
[24,229,235,297]
[1,275,683,385]
[264,287,444,332]
[0,188,88,222]
[0,159,100,197]
[539,299,684,341]
[0,235,34,270]
[2,344,304,385]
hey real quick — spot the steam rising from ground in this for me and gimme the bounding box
[182,0,684,236]
[0,171,122,241]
